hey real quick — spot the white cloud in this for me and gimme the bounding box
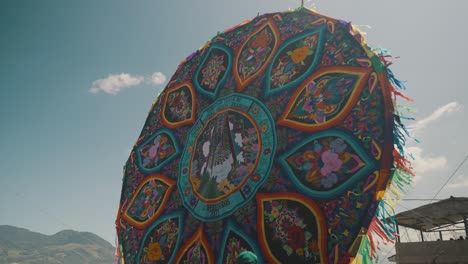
[411,102,462,131]
[407,146,447,183]
[150,72,167,86]
[446,174,468,189]
[89,73,144,95]
[89,71,167,95]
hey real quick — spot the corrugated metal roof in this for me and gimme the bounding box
[394,196,468,231]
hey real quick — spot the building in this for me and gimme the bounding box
[389,196,468,264]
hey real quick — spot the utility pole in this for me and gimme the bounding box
[464,215,468,238]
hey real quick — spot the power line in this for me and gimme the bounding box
[430,155,468,203]
[401,199,442,201]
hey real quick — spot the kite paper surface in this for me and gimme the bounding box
[116,7,409,264]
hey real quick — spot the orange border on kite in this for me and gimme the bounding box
[375,72,395,197]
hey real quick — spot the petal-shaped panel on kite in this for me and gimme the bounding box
[135,129,179,174]
[173,225,215,264]
[234,19,280,91]
[279,129,377,199]
[122,174,175,229]
[256,192,328,264]
[195,43,233,98]
[162,82,196,128]
[136,212,183,263]
[218,220,264,264]
[265,26,326,96]
[277,66,371,131]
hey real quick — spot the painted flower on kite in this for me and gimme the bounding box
[271,206,280,218]
[330,138,347,153]
[320,172,338,189]
[288,225,306,250]
[251,30,269,48]
[201,54,226,90]
[320,150,342,176]
[224,236,252,264]
[147,242,162,261]
[290,46,310,64]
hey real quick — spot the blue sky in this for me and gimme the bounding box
[1,0,467,261]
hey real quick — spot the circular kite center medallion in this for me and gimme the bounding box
[179,94,276,221]
[192,109,259,200]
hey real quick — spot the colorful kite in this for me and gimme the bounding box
[116,7,412,264]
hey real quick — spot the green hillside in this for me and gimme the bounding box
[0,225,114,264]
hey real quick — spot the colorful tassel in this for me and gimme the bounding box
[355,47,416,263]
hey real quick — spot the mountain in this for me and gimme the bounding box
[0,225,115,264]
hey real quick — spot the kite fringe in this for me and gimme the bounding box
[355,49,415,264]
[115,237,125,264]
